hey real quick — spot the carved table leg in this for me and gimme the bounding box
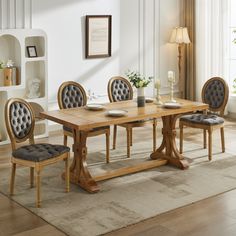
[67,129,99,193]
[150,115,189,169]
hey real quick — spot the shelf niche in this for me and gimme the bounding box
[0,34,21,87]
[26,61,45,98]
[25,36,45,58]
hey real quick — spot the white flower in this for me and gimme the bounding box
[138,81,144,87]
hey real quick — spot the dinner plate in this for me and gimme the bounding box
[106,109,128,117]
[85,104,105,111]
[163,102,182,109]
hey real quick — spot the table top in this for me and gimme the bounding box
[40,98,208,131]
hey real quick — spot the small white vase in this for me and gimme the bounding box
[137,87,145,107]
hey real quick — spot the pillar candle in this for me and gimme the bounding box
[155,79,161,89]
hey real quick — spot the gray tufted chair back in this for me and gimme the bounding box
[57,81,87,109]
[201,77,229,115]
[5,98,35,147]
[107,76,133,102]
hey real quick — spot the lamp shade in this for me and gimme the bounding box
[169,27,191,44]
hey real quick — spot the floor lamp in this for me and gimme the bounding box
[169,27,191,97]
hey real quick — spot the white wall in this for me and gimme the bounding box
[32,0,121,106]
[1,0,181,107]
[120,0,180,97]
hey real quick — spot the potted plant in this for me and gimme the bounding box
[126,70,152,107]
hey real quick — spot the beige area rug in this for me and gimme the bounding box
[0,140,236,236]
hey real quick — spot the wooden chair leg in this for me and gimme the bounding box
[35,168,41,208]
[208,129,212,161]
[126,127,131,158]
[130,128,133,146]
[203,129,207,149]
[113,125,117,150]
[220,127,225,153]
[153,119,157,152]
[65,156,70,193]
[10,163,16,195]
[64,134,68,146]
[179,123,183,154]
[30,167,34,188]
[106,130,110,163]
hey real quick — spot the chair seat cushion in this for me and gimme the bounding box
[63,125,109,133]
[12,143,70,162]
[180,114,224,125]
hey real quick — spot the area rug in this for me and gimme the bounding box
[0,140,236,236]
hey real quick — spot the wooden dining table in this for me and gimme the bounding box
[40,98,208,193]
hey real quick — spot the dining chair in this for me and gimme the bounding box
[57,81,110,163]
[179,77,229,160]
[107,76,157,158]
[5,98,70,208]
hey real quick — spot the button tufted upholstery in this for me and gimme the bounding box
[179,77,229,160]
[180,114,224,126]
[12,143,70,162]
[9,102,32,139]
[61,84,86,108]
[203,79,225,110]
[111,79,132,102]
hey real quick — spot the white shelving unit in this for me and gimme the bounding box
[0,29,48,145]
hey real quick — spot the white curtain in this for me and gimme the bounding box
[195,0,229,101]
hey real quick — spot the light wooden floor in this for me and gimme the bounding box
[0,118,236,236]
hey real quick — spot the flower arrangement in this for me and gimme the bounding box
[126,70,152,88]
[0,61,5,69]
[233,29,236,44]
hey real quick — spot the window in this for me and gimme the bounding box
[229,0,236,93]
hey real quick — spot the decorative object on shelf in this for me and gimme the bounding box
[232,78,236,94]
[168,70,176,103]
[0,61,5,83]
[3,60,18,86]
[27,46,37,57]
[27,78,41,99]
[85,15,112,58]
[169,27,191,97]
[126,70,153,107]
[154,78,163,105]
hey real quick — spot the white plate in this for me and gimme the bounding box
[163,102,182,109]
[106,109,128,117]
[85,104,105,111]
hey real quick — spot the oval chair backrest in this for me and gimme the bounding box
[5,98,35,148]
[201,77,229,115]
[107,76,133,102]
[57,81,87,109]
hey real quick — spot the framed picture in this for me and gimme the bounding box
[85,15,112,58]
[27,46,37,58]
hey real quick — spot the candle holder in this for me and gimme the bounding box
[168,78,176,103]
[154,87,163,105]
[154,78,163,105]
[167,71,176,103]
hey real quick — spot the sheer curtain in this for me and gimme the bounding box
[195,0,229,101]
